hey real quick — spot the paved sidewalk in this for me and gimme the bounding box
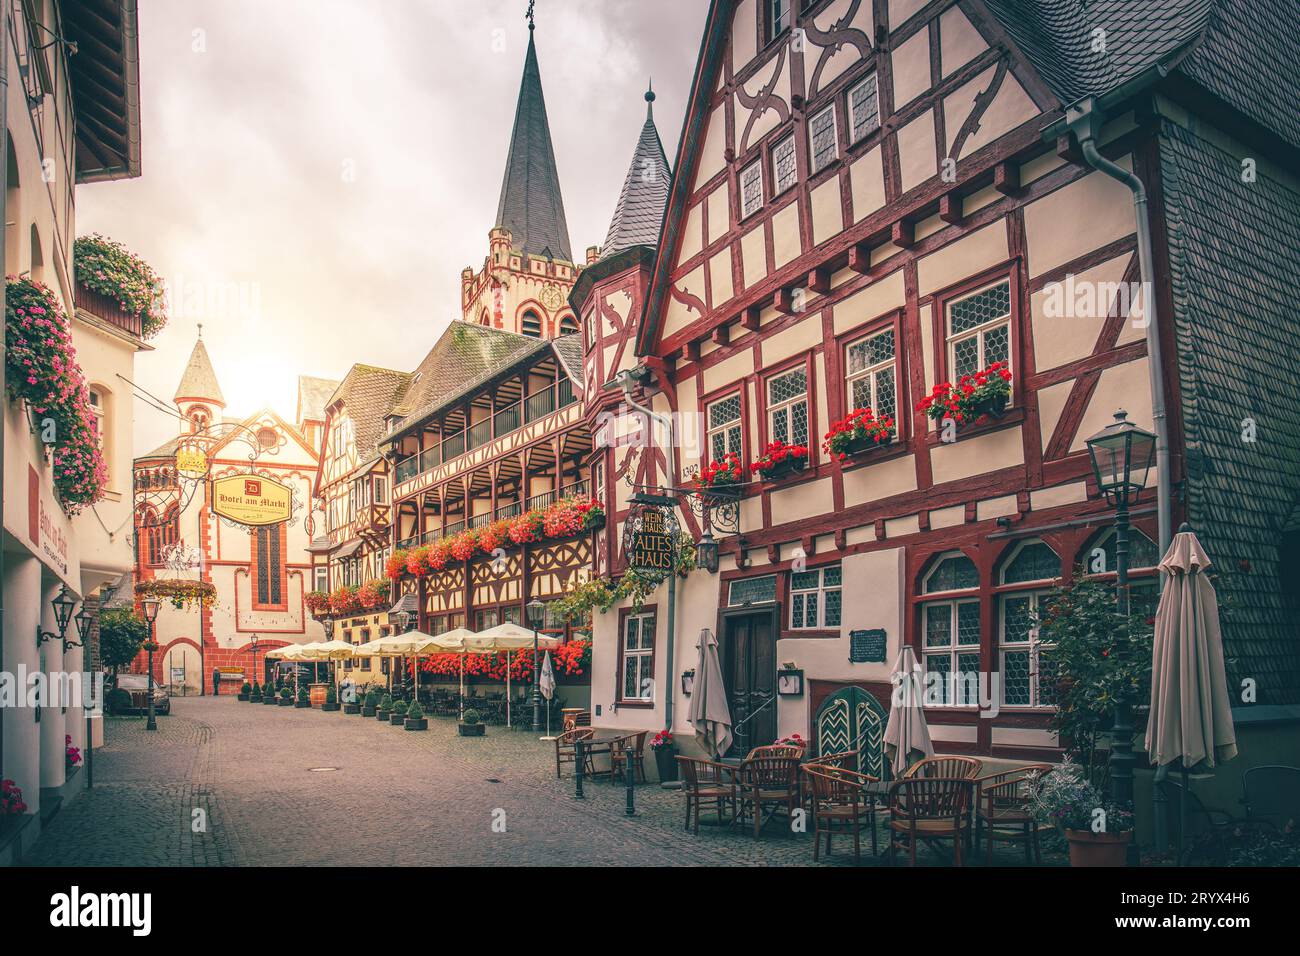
[22,696,1063,867]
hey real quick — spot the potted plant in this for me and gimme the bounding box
[238,682,251,702]
[362,688,379,717]
[650,730,678,782]
[916,361,1012,429]
[692,451,745,499]
[750,441,809,482]
[1028,760,1134,866]
[823,408,896,462]
[322,684,340,712]
[377,693,393,721]
[278,687,294,706]
[249,681,262,703]
[404,699,428,731]
[343,687,362,715]
[295,685,311,708]
[1,779,29,818]
[390,699,408,725]
[263,681,279,705]
[458,708,485,737]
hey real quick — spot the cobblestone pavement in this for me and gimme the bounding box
[23,697,1065,867]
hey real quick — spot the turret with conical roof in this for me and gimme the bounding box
[602,84,671,258]
[174,327,225,436]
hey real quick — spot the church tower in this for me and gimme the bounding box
[173,327,225,441]
[461,9,580,339]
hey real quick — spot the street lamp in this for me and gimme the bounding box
[1086,408,1156,865]
[37,585,78,650]
[695,532,720,573]
[248,633,261,688]
[141,598,160,731]
[527,599,546,732]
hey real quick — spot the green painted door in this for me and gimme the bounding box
[814,686,887,780]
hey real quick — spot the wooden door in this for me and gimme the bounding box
[722,612,777,757]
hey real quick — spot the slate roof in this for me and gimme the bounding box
[602,90,672,258]
[328,365,411,460]
[551,333,585,387]
[1158,118,1300,705]
[298,375,341,425]
[494,29,573,262]
[137,435,180,461]
[173,337,224,405]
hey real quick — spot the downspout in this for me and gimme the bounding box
[1065,97,1173,554]
[618,375,678,732]
[1,0,9,783]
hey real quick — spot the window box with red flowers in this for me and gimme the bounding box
[357,579,390,611]
[917,361,1012,429]
[329,585,360,616]
[406,546,432,577]
[305,590,330,616]
[823,408,896,463]
[449,529,480,563]
[508,510,545,545]
[428,539,452,571]
[386,549,409,581]
[750,441,809,482]
[692,451,746,500]
[543,495,604,537]
[477,519,512,555]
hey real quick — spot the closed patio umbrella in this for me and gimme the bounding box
[1145,525,1238,853]
[883,645,934,776]
[688,628,732,760]
[539,651,557,739]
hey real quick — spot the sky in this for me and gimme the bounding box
[76,0,709,456]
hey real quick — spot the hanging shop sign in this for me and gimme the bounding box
[624,504,677,574]
[175,448,208,478]
[211,474,292,526]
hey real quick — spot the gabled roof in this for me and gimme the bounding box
[174,337,224,406]
[601,88,672,258]
[551,334,585,386]
[494,27,573,262]
[326,365,411,460]
[297,375,341,425]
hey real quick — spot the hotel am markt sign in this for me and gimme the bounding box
[211,474,292,527]
[626,504,676,574]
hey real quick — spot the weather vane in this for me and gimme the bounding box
[527,1,535,31]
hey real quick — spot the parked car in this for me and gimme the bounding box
[114,674,170,716]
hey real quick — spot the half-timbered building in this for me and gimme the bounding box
[583,0,1300,785]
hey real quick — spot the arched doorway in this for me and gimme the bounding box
[813,685,887,779]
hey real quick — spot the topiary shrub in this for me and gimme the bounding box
[406,700,424,720]
[241,682,251,695]
[380,693,393,711]
[392,700,408,716]
[462,708,481,725]
[326,684,337,704]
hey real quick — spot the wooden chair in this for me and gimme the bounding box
[610,731,649,784]
[747,743,805,760]
[803,762,880,863]
[554,728,595,779]
[814,750,860,770]
[736,756,802,838]
[976,763,1053,865]
[903,755,983,779]
[888,776,976,866]
[677,756,738,834]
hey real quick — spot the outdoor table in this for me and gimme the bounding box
[576,735,624,778]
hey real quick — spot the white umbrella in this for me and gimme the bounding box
[1145,526,1238,851]
[539,651,557,738]
[688,628,732,759]
[470,623,561,727]
[301,640,357,703]
[883,645,934,776]
[428,627,484,720]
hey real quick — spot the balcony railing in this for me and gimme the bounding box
[394,380,577,488]
[395,480,591,550]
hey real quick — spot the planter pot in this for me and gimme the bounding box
[295,700,311,709]
[362,706,376,717]
[237,692,249,701]
[277,697,294,707]
[970,392,1008,422]
[321,703,340,712]
[653,746,679,782]
[263,694,278,705]
[458,723,486,737]
[839,434,892,458]
[389,713,405,725]
[404,718,428,731]
[1065,828,1132,867]
[376,710,390,721]
[584,513,606,532]
[343,703,361,715]
[757,457,807,483]
[249,694,262,703]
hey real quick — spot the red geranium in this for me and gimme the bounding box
[822,407,896,461]
[749,440,809,477]
[357,579,389,610]
[406,546,431,577]
[304,590,330,614]
[428,538,452,570]
[508,510,545,545]
[449,529,479,562]
[477,519,512,555]
[693,451,745,493]
[386,549,408,580]
[916,361,1012,424]
[329,585,359,616]
[1,779,28,816]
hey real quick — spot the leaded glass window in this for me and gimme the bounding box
[946,279,1011,379]
[255,524,283,605]
[999,591,1054,707]
[729,575,778,606]
[846,328,897,425]
[922,598,981,705]
[849,73,880,143]
[621,613,655,701]
[790,564,841,630]
[772,134,797,195]
[1001,541,1061,585]
[767,367,809,447]
[707,394,743,462]
[809,104,838,174]
[740,160,764,219]
[923,552,979,593]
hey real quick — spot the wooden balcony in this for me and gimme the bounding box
[75,283,145,339]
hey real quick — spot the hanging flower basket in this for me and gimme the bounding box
[135,579,217,611]
[73,234,168,339]
[916,362,1012,428]
[823,408,896,463]
[750,441,809,482]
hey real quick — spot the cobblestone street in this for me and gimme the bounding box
[23,697,1059,867]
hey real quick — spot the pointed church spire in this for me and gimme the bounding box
[601,83,672,258]
[174,331,225,407]
[494,12,573,262]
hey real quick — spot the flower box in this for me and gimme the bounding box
[277,696,294,707]
[376,709,390,721]
[321,702,340,712]
[692,452,746,497]
[262,693,278,705]
[757,456,805,482]
[824,408,897,462]
[294,699,311,708]
[362,705,376,717]
[389,712,405,725]
[1065,828,1132,867]
[750,441,810,483]
[917,361,1012,429]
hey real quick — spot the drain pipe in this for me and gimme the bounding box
[1065,98,1172,555]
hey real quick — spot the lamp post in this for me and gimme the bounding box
[248,633,260,688]
[527,599,545,732]
[1086,409,1156,865]
[397,610,413,697]
[141,599,160,731]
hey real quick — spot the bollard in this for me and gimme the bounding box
[574,738,586,800]
[625,743,635,817]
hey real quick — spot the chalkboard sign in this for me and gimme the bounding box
[849,629,887,663]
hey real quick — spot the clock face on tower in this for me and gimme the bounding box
[540,284,563,311]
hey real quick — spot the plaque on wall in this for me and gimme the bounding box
[849,629,887,663]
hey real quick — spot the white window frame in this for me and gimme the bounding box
[848,73,880,144]
[766,367,809,448]
[789,564,842,630]
[771,134,797,196]
[998,590,1055,709]
[314,566,328,593]
[808,103,838,174]
[706,393,744,463]
[767,0,792,41]
[945,278,1012,381]
[620,612,656,702]
[740,159,764,219]
[845,327,898,427]
[921,597,983,706]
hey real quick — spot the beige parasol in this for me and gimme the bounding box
[687,628,733,759]
[883,645,934,776]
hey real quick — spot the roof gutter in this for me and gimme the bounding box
[1063,95,1172,556]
